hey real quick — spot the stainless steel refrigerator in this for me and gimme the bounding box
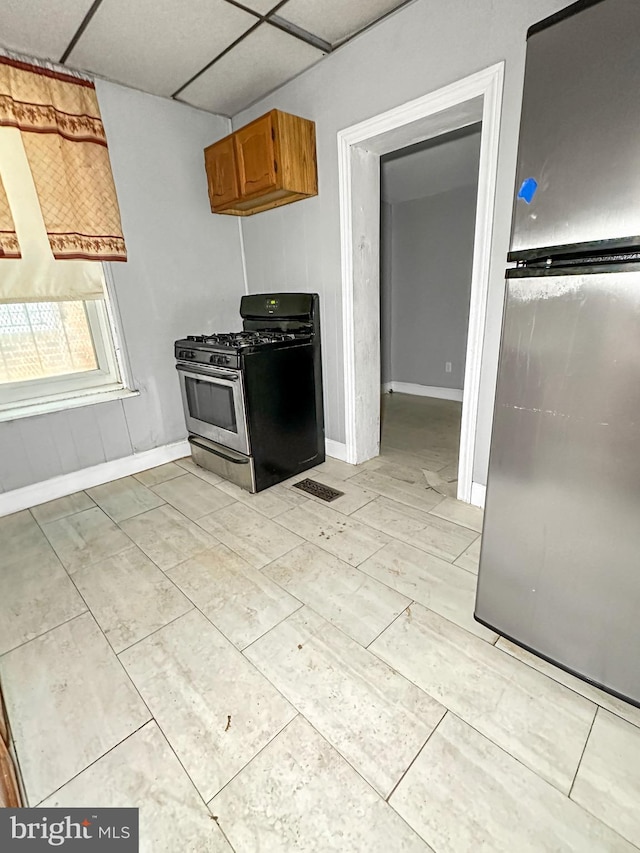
[475,0,640,706]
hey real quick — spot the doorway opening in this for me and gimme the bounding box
[337,63,504,505]
[379,123,482,497]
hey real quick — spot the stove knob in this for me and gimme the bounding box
[179,349,194,359]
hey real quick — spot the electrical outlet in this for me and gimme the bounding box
[445,362,452,373]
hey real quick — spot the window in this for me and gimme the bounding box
[0,290,124,414]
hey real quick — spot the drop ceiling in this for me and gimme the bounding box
[0,0,412,116]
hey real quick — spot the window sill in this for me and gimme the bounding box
[0,387,140,423]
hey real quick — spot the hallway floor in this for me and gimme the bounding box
[1,397,639,851]
[380,391,461,496]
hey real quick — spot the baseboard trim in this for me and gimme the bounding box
[325,439,348,462]
[470,481,486,508]
[383,382,464,402]
[0,440,190,518]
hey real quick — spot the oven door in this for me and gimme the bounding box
[176,362,249,455]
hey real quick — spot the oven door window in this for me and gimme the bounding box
[185,376,238,433]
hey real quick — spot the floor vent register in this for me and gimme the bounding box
[293,479,344,502]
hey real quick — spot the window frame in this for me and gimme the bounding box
[0,264,134,418]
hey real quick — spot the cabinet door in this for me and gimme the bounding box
[234,113,278,198]
[204,136,239,210]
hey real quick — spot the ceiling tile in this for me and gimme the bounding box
[179,23,323,116]
[0,0,95,61]
[67,0,257,98]
[278,0,407,45]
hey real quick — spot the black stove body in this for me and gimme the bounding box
[175,293,325,493]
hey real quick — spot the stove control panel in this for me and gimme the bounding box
[210,354,231,366]
[175,342,241,369]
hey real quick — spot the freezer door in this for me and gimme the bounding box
[510,0,640,259]
[476,270,640,704]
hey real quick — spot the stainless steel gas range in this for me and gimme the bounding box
[175,293,325,493]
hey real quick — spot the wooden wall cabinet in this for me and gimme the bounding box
[204,110,317,216]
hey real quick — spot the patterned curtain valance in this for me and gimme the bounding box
[0,56,127,263]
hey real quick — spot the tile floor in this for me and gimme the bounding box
[0,394,638,851]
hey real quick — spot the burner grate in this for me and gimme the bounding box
[293,478,344,502]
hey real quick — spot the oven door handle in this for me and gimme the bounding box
[175,363,239,382]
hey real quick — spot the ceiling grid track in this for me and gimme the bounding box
[59,0,105,63]
[267,16,333,54]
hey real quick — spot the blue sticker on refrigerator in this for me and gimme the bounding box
[517,177,538,204]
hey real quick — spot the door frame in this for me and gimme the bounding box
[337,62,504,504]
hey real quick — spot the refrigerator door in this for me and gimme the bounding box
[510,0,640,259]
[476,269,640,704]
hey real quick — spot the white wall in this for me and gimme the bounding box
[381,125,482,206]
[233,0,567,485]
[0,80,246,493]
[384,183,478,390]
